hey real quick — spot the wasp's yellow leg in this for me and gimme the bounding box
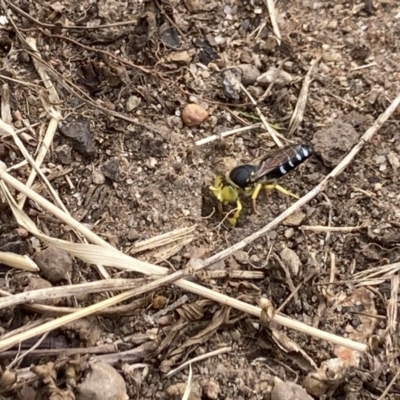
[251,183,263,216]
[228,198,242,226]
[264,183,299,200]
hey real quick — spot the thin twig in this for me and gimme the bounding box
[0,279,143,309]
[263,0,281,45]
[240,83,284,147]
[300,225,365,233]
[288,58,319,136]
[195,124,261,146]
[6,332,49,370]
[377,368,400,400]
[258,58,290,102]
[166,346,232,378]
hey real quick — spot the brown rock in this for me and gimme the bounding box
[271,380,313,400]
[183,0,217,13]
[34,247,73,283]
[312,119,359,167]
[182,104,209,127]
[238,64,260,86]
[76,362,128,400]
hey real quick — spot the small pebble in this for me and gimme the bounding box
[283,211,306,226]
[387,151,400,171]
[34,247,73,283]
[257,67,293,88]
[92,170,105,185]
[322,52,342,62]
[238,64,260,86]
[233,250,249,263]
[284,228,295,238]
[250,254,260,263]
[101,158,121,182]
[280,246,302,276]
[182,104,209,127]
[76,362,127,400]
[55,144,72,164]
[272,379,313,400]
[375,155,386,165]
[126,95,141,112]
[201,379,220,400]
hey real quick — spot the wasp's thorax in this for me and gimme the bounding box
[227,164,258,189]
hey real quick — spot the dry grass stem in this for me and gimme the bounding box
[388,275,398,334]
[199,270,265,279]
[377,368,400,400]
[7,332,49,370]
[288,58,319,136]
[195,123,261,146]
[0,251,39,272]
[300,225,364,233]
[351,62,377,71]
[0,162,367,353]
[0,344,117,360]
[129,226,196,254]
[1,83,12,123]
[0,279,143,309]
[240,83,284,147]
[182,364,193,400]
[263,0,281,45]
[0,264,189,352]
[0,317,50,341]
[17,37,62,209]
[21,299,148,317]
[166,347,232,378]
[351,262,400,282]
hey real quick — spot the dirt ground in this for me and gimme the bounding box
[1,0,400,398]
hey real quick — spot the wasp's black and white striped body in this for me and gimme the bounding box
[228,144,313,189]
[209,144,313,226]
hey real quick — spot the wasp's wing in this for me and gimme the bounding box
[249,145,302,182]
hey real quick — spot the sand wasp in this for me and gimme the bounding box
[209,144,313,225]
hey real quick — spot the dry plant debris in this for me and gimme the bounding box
[0,0,400,398]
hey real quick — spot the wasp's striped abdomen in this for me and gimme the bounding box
[249,144,313,183]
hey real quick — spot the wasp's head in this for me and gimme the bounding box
[209,175,239,205]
